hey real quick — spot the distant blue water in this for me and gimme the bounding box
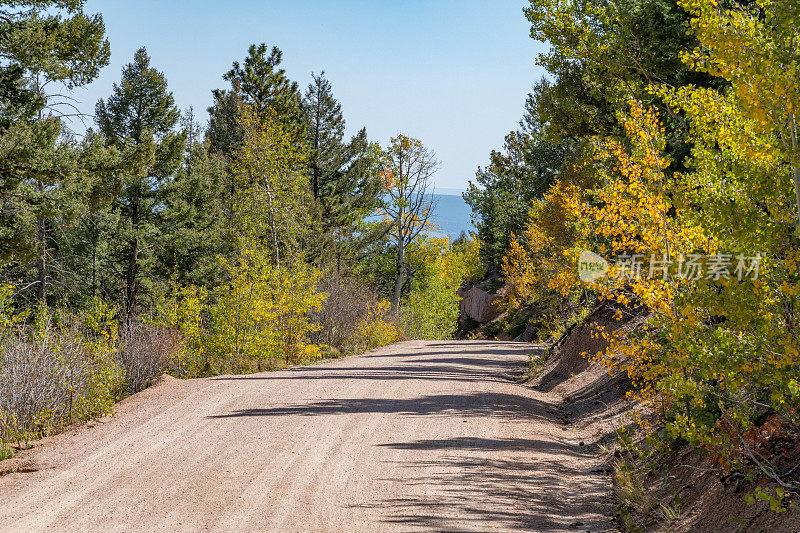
[368,192,475,240]
[429,193,474,240]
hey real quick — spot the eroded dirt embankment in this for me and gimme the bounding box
[539,304,800,533]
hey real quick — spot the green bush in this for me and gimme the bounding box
[400,276,460,340]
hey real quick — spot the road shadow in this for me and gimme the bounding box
[361,342,538,359]
[213,365,516,383]
[351,455,611,532]
[377,436,581,454]
[208,391,552,422]
[212,348,530,384]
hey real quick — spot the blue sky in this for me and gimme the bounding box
[73,1,548,190]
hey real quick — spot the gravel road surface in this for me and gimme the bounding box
[0,340,612,532]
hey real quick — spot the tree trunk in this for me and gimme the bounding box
[312,165,319,200]
[792,117,800,231]
[312,87,322,199]
[391,218,405,314]
[92,229,97,300]
[34,76,46,304]
[265,186,280,268]
[793,166,800,231]
[125,191,140,319]
[36,178,46,303]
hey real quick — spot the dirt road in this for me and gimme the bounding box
[0,341,614,532]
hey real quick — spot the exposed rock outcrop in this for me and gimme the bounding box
[458,279,504,323]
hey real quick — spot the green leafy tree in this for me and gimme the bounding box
[198,104,323,372]
[203,245,325,373]
[379,135,438,313]
[400,235,484,340]
[468,0,726,270]
[230,104,309,267]
[522,0,726,183]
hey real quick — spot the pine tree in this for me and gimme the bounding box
[95,47,186,318]
[465,85,566,266]
[206,89,242,156]
[157,108,227,288]
[303,72,345,200]
[0,0,112,304]
[208,43,304,154]
[300,73,383,270]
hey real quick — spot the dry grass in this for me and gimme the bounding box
[0,320,182,447]
[117,322,182,394]
[311,274,390,355]
[613,458,681,532]
[0,327,107,445]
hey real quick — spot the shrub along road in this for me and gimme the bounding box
[0,341,612,532]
